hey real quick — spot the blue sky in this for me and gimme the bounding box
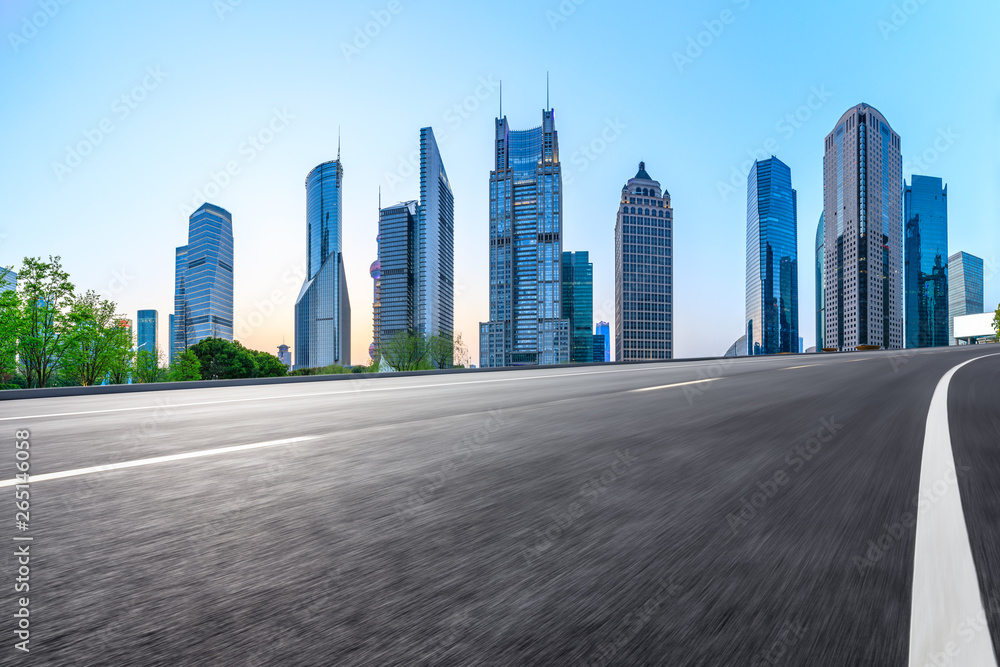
[1,0,997,362]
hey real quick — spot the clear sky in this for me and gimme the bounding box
[2,0,998,363]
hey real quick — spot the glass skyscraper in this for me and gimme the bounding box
[948,251,984,345]
[480,109,569,367]
[295,160,351,369]
[745,157,798,355]
[615,162,673,361]
[561,251,594,363]
[595,321,610,362]
[378,200,418,342]
[823,104,903,351]
[137,309,158,355]
[416,127,455,339]
[904,175,949,348]
[1,270,16,292]
[172,203,234,360]
[815,213,825,351]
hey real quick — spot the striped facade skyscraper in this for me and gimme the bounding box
[822,104,903,351]
[172,203,234,359]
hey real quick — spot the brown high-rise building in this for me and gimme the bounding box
[615,162,673,362]
[822,104,903,351]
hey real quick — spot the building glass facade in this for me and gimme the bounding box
[904,175,949,348]
[561,251,594,363]
[746,157,798,355]
[1,270,15,292]
[592,334,606,363]
[948,251,984,345]
[595,321,610,362]
[417,127,455,339]
[615,162,673,361]
[823,104,903,351]
[378,201,418,342]
[480,109,569,367]
[295,160,351,369]
[137,309,158,355]
[816,213,825,350]
[172,203,234,360]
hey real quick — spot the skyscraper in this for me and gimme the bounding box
[1,270,16,293]
[480,108,569,367]
[948,251,984,345]
[378,200,419,343]
[416,127,455,339]
[595,321,611,362]
[592,334,606,363]
[137,310,158,355]
[745,157,798,355]
[823,104,903,351]
[295,160,351,369]
[904,175,949,348]
[168,314,175,363]
[277,343,291,369]
[815,213,825,351]
[173,203,234,360]
[561,251,594,363]
[615,162,673,362]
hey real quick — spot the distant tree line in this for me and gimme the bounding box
[0,257,289,389]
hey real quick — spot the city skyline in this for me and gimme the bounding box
[3,1,997,364]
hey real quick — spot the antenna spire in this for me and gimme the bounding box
[499,79,502,119]
[546,72,550,110]
[337,126,341,161]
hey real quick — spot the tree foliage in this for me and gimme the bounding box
[62,291,133,386]
[170,350,202,381]
[185,337,287,380]
[17,256,75,388]
[993,303,1000,337]
[134,347,164,384]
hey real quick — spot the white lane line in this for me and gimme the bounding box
[0,363,730,422]
[0,436,318,488]
[909,353,1000,667]
[782,364,820,370]
[631,379,719,392]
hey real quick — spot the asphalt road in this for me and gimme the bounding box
[1,346,998,665]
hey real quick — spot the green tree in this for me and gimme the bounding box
[187,337,254,380]
[993,303,999,337]
[380,331,431,371]
[134,347,164,384]
[62,291,129,386]
[17,256,75,388]
[248,348,288,378]
[0,266,22,382]
[170,350,202,381]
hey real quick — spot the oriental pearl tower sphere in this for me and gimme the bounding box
[370,234,382,360]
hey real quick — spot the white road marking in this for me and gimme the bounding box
[0,436,318,488]
[909,353,1000,667]
[1,363,741,422]
[782,364,820,370]
[631,379,719,392]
